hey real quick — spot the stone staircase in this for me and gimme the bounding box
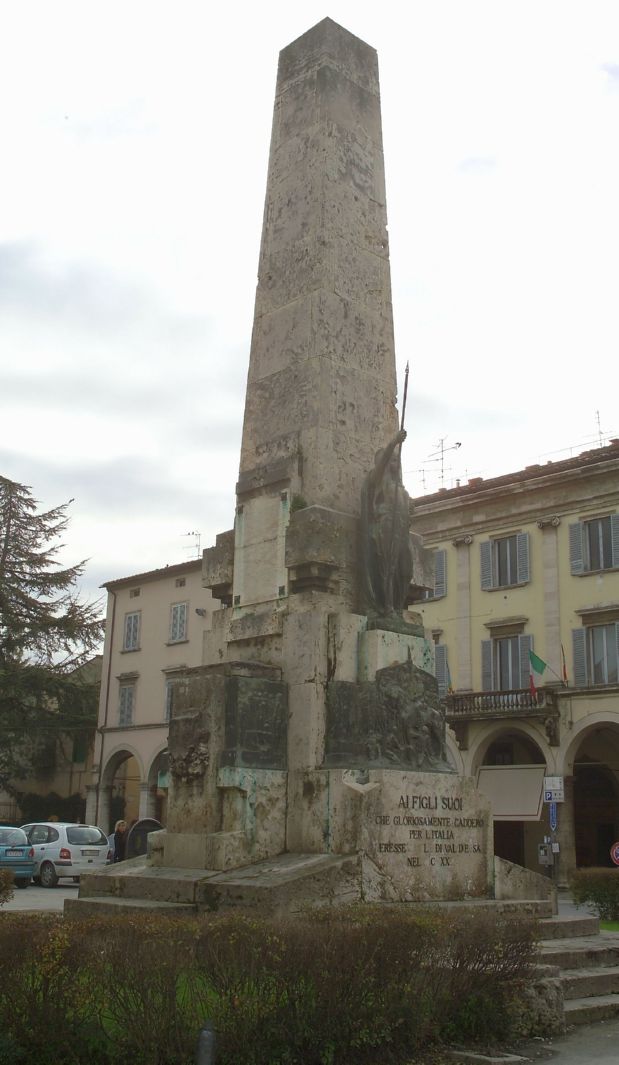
[538,912,619,1025]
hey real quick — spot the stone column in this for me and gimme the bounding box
[555,775,576,888]
[138,782,156,821]
[85,784,98,827]
[97,784,113,836]
[453,535,473,690]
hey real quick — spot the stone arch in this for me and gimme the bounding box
[559,714,619,869]
[145,743,170,825]
[98,745,145,835]
[469,721,548,777]
[467,722,549,871]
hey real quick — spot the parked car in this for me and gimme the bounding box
[21,822,111,887]
[0,826,36,888]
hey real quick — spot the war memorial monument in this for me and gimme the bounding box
[74,18,546,913]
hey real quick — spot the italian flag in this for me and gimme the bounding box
[529,650,547,697]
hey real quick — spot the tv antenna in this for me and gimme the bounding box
[182,530,201,558]
[426,437,462,488]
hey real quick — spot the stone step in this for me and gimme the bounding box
[537,914,599,940]
[564,993,619,1025]
[78,860,221,904]
[68,852,361,917]
[539,934,619,970]
[561,964,619,999]
[65,896,197,918]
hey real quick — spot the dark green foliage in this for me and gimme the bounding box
[0,906,537,1065]
[0,869,14,907]
[16,790,86,824]
[0,476,103,795]
[571,867,619,919]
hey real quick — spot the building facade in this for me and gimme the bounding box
[86,560,217,834]
[411,441,619,883]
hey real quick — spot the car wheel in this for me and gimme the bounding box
[32,876,41,885]
[39,861,59,888]
[15,879,29,889]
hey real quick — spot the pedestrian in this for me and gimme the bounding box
[110,819,128,863]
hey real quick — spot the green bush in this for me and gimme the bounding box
[0,906,537,1065]
[571,867,619,919]
[0,869,14,907]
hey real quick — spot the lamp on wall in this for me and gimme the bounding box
[195,608,207,617]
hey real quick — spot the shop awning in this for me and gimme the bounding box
[476,765,545,821]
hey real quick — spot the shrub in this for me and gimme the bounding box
[571,867,619,919]
[0,869,14,907]
[0,905,538,1065]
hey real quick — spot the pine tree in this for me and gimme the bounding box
[0,476,104,796]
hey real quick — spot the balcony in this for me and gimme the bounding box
[445,687,560,748]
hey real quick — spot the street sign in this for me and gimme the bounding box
[543,775,564,803]
[549,801,558,832]
[610,842,619,867]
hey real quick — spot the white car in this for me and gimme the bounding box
[21,822,111,887]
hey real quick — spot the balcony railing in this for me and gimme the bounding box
[445,687,557,719]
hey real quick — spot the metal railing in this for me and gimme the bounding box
[445,687,557,718]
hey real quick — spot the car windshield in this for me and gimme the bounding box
[0,828,28,846]
[66,826,108,846]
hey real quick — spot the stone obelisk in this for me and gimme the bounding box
[240,17,397,507]
[165,20,491,902]
[225,18,399,615]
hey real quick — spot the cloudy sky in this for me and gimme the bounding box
[1,1,618,607]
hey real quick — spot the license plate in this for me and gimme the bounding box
[82,849,99,856]
[6,849,23,857]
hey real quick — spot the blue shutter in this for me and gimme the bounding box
[435,644,448,697]
[569,522,585,575]
[516,533,530,584]
[572,629,587,687]
[480,541,493,590]
[611,515,619,568]
[481,640,493,690]
[434,549,447,598]
[518,634,533,689]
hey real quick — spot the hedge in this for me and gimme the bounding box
[0,905,537,1065]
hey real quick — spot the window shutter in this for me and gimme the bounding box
[481,640,493,690]
[611,515,619,568]
[434,549,447,598]
[518,634,533,689]
[516,533,530,584]
[480,541,493,590]
[170,603,188,642]
[119,686,134,726]
[572,629,587,687]
[569,522,585,575]
[124,613,140,650]
[435,644,448,697]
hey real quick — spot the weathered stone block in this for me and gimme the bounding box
[202,529,234,602]
[327,612,367,682]
[285,505,358,598]
[358,628,435,681]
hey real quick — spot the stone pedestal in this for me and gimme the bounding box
[287,768,492,900]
